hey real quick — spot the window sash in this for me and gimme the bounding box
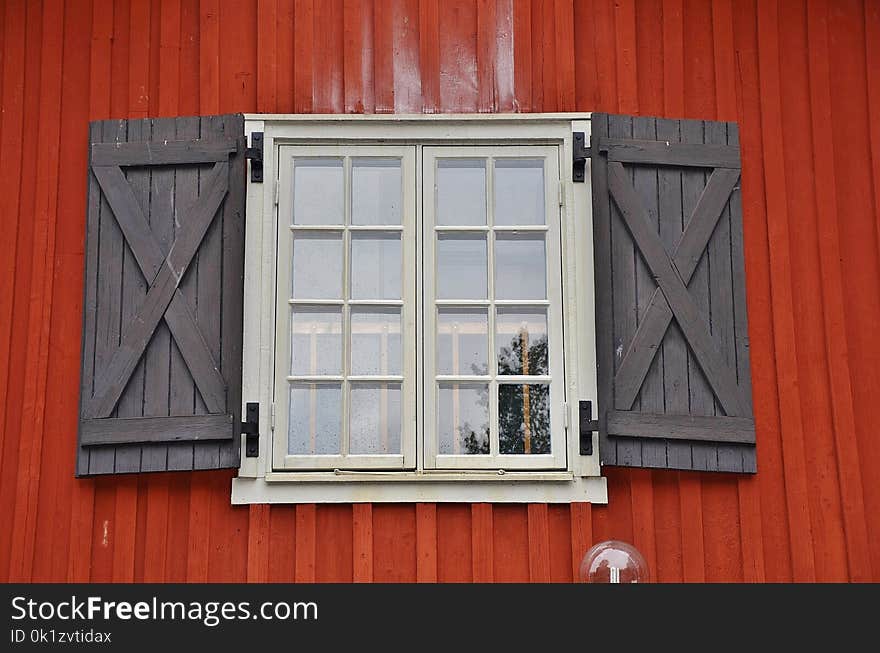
[273,145,418,470]
[422,145,567,470]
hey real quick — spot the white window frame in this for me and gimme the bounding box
[232,113,607,505]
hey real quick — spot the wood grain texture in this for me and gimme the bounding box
[0,0,875,583]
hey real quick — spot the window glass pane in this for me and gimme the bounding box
[437,308,488,376]
[291,308,342,375]
[293,159,344,225]
[437,159,486,225]
[438,383,489,455]
[494,159,545,225]
[288,383,341,455]
[498,383,550,454]
[494,234,546,300]
[351,308,402,375]
[437,234,487,299]
[351,233,402,300]
[496,308,548,375]
[292,233,343,299]
[352,158,402,225]
[349,383,402,454]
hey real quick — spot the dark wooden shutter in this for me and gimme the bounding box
[591,113,755,473]
[77,114,246,476]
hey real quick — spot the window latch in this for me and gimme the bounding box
[241,402,260,457]
[244,132,264,183]
[579,400,599,455]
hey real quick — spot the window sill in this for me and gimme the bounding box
[230,474,608,505]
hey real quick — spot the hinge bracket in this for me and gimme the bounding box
[572,132,589,183]
[241,402,259,457]
[579,400,599,455]
[245,132,264,183]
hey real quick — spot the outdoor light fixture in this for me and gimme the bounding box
[579,540,649,583]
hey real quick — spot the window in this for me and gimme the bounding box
[234,115,605,504]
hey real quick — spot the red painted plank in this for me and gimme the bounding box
[548,504,573,582]
[512,0,532,111]
[651,473,683,582]
[418,0,440,112]
[678,474,705,583]
[276,0,295,113]
[372,505,416,582]
[247,504,271,582]
[392,0,421,112]
[476,0,497,112]
[494,0,515,111]
[415,503,438,582]
[437,504,471,582]
[568,502,591,582]
[344,0,373,113]
[539,0,557,112]
[629,470,657,583]
[315,505,352,582]
[295,504,316,582]
[527,504,550,582]
[257,0,278,112]
[492,505,528,582]
[111,479,138,582]
[268,507,296,582]
[352,504,373,582]
[756,0,816,582]
[806,0,872,581]
[778,0,848,582]
[552,0,574,111]
[634,0,663,115]
[9,0,65,582]
[312,0,344,113]
[614,0,638,114]
[471,503,493,581]
[827,0,880,580]
[439,0,478,111]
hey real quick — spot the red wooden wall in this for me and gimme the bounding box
[1,0,879,582]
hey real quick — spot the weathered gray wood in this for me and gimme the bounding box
[81,415,234,445]
[77,121,105,476]
[167,116,201,472]
[114,118,150,474]
[592,114,618,468]
[88,119,127,476]
[607,411,755,444]
[607,161,749,418]
[656,118,692,470]
[77,115,245,476]
[83,162,228,419]
[599,137,740,168]
[632,116,667,469]
[90,137,237,166]
[591,113,755,474]
[90,165,226,414]
[614,167,741,409]
[609,115,640,467]
[681,120,718,472]
[217,114,246,469]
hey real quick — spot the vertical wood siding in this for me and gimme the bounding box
[0,0,877,582]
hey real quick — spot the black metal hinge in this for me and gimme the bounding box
[241,402,259,457]
[579,400,599,455]
[573,131,590,182]
[245,132,264,183]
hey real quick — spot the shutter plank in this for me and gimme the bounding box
[633,116,667,469]
[707,120,743,473]
[141,117,176,473]
[115,117,150,474]
[167,116,201,472]
[657,117,692,470]
[681,119,718,472]
[600,137,740,168]
[609,114,641,467]
[90,138,237,166]
[592,114,618,467]
[217,113,246,468]
[81,415,234,445]
[89,119,127,476]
